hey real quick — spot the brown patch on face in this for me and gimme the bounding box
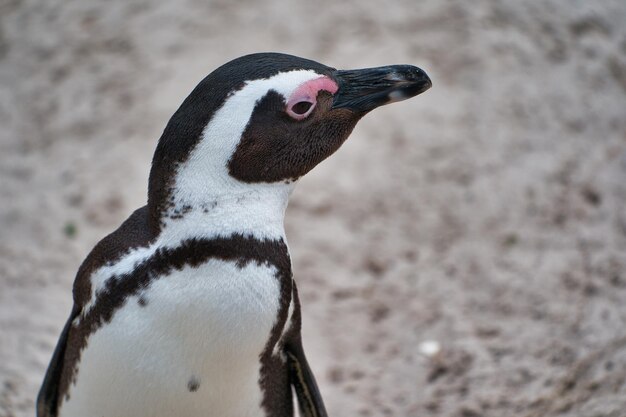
[228,91,359,183]
[147,53,335,230]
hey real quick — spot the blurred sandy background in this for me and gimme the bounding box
[1,1,626,416]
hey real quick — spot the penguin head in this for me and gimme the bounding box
[148,53,431,222]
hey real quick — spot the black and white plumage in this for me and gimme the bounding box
[37,53,431,417]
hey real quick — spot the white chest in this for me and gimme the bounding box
[60,259,284,417]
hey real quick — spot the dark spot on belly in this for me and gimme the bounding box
[58,234,291,404]
[137,295,148,307]
[187,376,200,392]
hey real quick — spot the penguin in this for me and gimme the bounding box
[37,52,431,417]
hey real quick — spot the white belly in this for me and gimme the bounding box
[59,259,283,417]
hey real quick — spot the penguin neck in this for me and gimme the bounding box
[153,180,294,242]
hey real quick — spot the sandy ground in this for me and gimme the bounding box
[1,1,626,416]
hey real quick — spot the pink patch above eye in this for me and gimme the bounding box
[286,76,339,120]
[290,76,339,102]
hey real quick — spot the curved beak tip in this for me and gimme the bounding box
[387,68,432,103]
[332,64,432,112]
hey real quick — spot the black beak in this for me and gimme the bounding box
[332,65,431,113]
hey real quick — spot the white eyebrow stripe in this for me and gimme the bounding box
[170,69,323,206]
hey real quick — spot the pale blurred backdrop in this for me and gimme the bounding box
[1,1,626,416]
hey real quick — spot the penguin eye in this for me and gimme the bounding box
[286,99,316,120]
[292,101,313,114]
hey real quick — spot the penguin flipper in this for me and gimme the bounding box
[286,342,328,417]
[37,306,79,417]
